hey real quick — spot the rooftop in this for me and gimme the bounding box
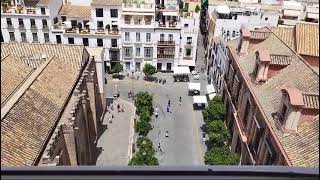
[271,22,319,57]
[59,4,91,19]
[91,0,122,6]
[1,43,88,166]
[228,29,319,167]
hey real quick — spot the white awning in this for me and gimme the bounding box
[112,21,118,25]
[215,5,230,14]
[208,93,216,100]
[283,10,301,17]
[188,83,201,91]
[163,11,178,16]
[307,12,319,20]
[193,96,208,104]
[173,66,190,75]
[206,84,216,94]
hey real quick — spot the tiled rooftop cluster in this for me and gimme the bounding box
[1,43,88,166]
[227,27,319,167]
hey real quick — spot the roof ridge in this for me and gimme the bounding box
[1,56,54,120]
[266,27,319,76]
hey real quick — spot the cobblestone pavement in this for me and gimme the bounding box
[95,98,135,166]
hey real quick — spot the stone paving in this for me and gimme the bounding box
[95,98,135,166]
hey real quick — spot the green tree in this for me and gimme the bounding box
[205,121,230,148]
[195,4,200,13]
[139,107,151,122]
[135,92,153,115]
[143,63,157,80]
[179,1,184,9]
[135,120,152,136]
[128,151,159,166]
[204,146,240,165]
[202,96,226,123]
[112,62,123,74]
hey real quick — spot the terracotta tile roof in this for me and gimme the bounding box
[270,26,295,50]
[59,5,91,19]
[282,88,305,106]
[24,0,41,7]
[270,55,293,66]
[257,50,271,62]
[1,43,84,70]
[302,93,319,109]
[231,33,319,167]
[295,22,319,57]
[91,0,122,6]
[1,55,33,106]
[1,43,87,166]
[37,0,49,6]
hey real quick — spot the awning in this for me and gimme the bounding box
[283,10,301,17]
[163,11,178,16]
[215,5,230,14]
[206,84,216,94]
[173,66,190,75]
[193,96,208,104]
[208,93,216,100]
[112,21,118,25]
[307,12,319,20]
[188,83,201,91]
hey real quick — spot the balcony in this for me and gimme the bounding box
[7,24,14,29]
[158,41,175,46]
[43,25,49,32]
[65,28,77,34]
[30,25,37,31]
[123,2,154,12]
[183,56,193,60]
[157,54,175,59]
[18,24,25,30]
[156,21,179,29]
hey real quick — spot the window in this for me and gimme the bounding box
[6,18,12,27]
[146,33,151,42]
[56,35,61,44]
[18,18,24,27]
[41,8,46,15]
[110,9,118,18]
[97,21,103,29]
[145,47,153,58]
[136,32,140,42]
[184,24,188,27]
[96,8,103,17]
[125,32,130,41]
[279,104,287,124]
[169,34,173,42]
[186,48,192,56]
[32,33,38,42]
[20,32,26,42]
[44,33,49,42]
[252,116,263,154]
[71,20,77,28]
[124,48,131,57]
[187,37,192,44]
[111,39,117,47]
[243,100,251,127]
[160,34,164,41]
[232,31,235,37]
[136,47,140,57]
[97,38,103,47]
[42,19,48,28]
[83,20,89,29]
[227,30,230,37]
[9,32,15,41]
[68,37,74,44]
[30,19,36,27]
[264,138,276,165]
[125,62,131,70]
[83,38,89,46]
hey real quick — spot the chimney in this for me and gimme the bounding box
[239,28,251,56]
[253,50,271,83]
[279,88,304,132]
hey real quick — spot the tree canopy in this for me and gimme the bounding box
[134,92,153,115]
[205,121,230,148]
[143,63,157,79]
[112,62,123,74]
[202,96,226,123]
[204,147,240,165]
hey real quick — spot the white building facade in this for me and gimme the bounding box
[1,0,200,74]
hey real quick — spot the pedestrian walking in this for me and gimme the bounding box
[168,100,171,107]
[155,111,158,118]
[167,106,170,112]
[179,96,182,106]
[154,106,158,113]
[117,104,120,113]
[108,115,112,123]
[165,131,169,138]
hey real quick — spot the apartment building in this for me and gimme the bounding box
[1,0,200,74]
[1,42,103,166]
[221,27,319,166]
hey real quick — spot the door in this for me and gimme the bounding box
[135,62,141,72]
[56,35,61,44]
[125,62,130,71]
[157,63,162,72]
[167,63,172,71]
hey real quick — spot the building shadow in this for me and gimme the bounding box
[97,123,108,140]
[92,146,103,165]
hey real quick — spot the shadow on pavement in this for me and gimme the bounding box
[92,146,103,165]
[97,122,108,140]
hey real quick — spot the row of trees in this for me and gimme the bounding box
[202,96,240,165]
[128,92,159,165]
